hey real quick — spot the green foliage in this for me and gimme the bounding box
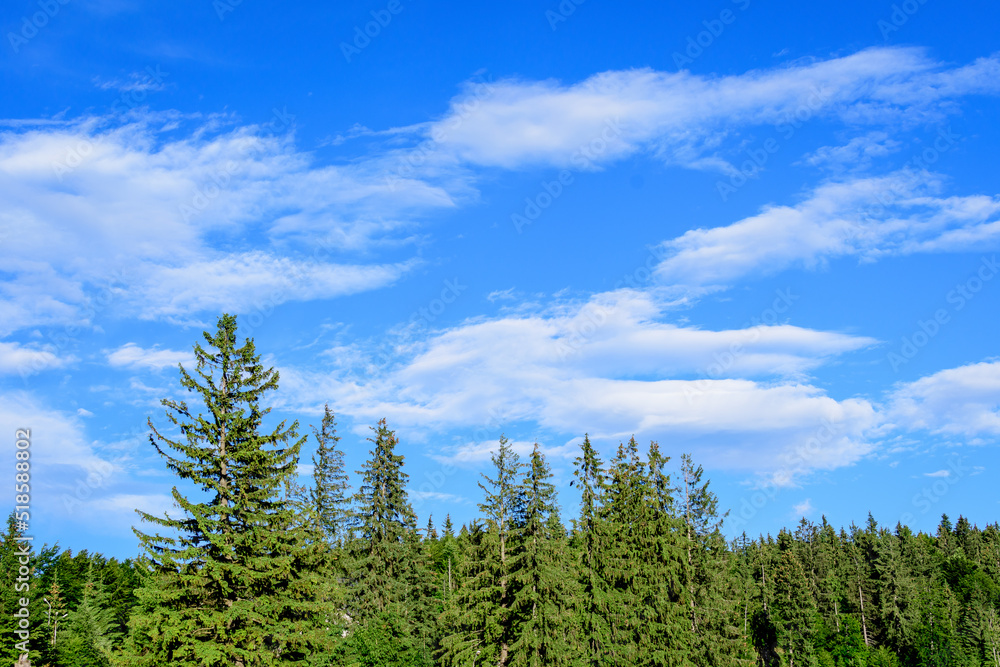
[119,313,332,666]
[311,403,352,546]
[8,325,1000,667]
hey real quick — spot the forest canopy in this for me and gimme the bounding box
[4,315,997,667]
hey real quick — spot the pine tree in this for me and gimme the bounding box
[439,521,498,666]
[347,418,435,664]
[676,453,750,667]
[597,437,692,666]
[440,435,525,666]
[571,434,612,667]
[772,529,819,667]
[58,565,121,667]
[508,444,575,667]
[311,403,352,546]
[120,313,332,666]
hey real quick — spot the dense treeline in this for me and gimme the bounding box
[0,517,140,666]
[4,315,999,666]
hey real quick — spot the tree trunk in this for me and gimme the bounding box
[859,585,870,647]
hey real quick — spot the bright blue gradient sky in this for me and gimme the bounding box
[2,0,999,559]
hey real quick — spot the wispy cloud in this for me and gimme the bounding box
[107,343,195,371]
[0,113,446,332]
[653,171,1000,289]
[0,341,70,375]
[887,360,1000,436]
[276,289,881,477]
[793,498,815,517]
[418,48,1000,172]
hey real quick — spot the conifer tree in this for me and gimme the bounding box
[58,565,120,667]
[676,453,750,667]
[439,521,497,666]
[347,418,436,663]
[772,530,819,667]
[311,403,352,546]
[440,435,525,666]
[508,444,575,667]
[571,434,612,667]
[120,313,332,666]
[597,437,693,666]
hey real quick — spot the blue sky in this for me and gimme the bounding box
[3,0,1000,559]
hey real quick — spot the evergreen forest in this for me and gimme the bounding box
[4,314,999,667]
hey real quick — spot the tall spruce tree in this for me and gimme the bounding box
[58,565,120,667]
[508,444,575,667]
[347,418,436,664]
[676,453,750,667]
[311,403,352,546]
[571,434,612,667]
[440,435,525,667]
[598,437,693,666]
[120,314,332,666]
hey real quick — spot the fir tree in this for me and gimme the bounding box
[508,444,575,667]
[347,418,436,663]
[571,434,612,667]
[120,313,332,666]
[441,435,525,666]
[310,403,352,546]
[58,565,120,667]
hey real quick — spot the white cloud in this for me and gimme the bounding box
[0,340,69,375]
[277,290,880,478]
[0,391,114,476]
[0,114,445,333]
[887,360,1000,436]
[653,171,1000,288]
[87,493,175,521]
[422,48,1000,171]
[802,131,902,170]
[793,498,815,517]
[487,288,516,303]
[107,343,195,371]
[924,470,951,478]
[408,490,468,504]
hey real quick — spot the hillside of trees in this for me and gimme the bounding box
[4,314,998,666]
